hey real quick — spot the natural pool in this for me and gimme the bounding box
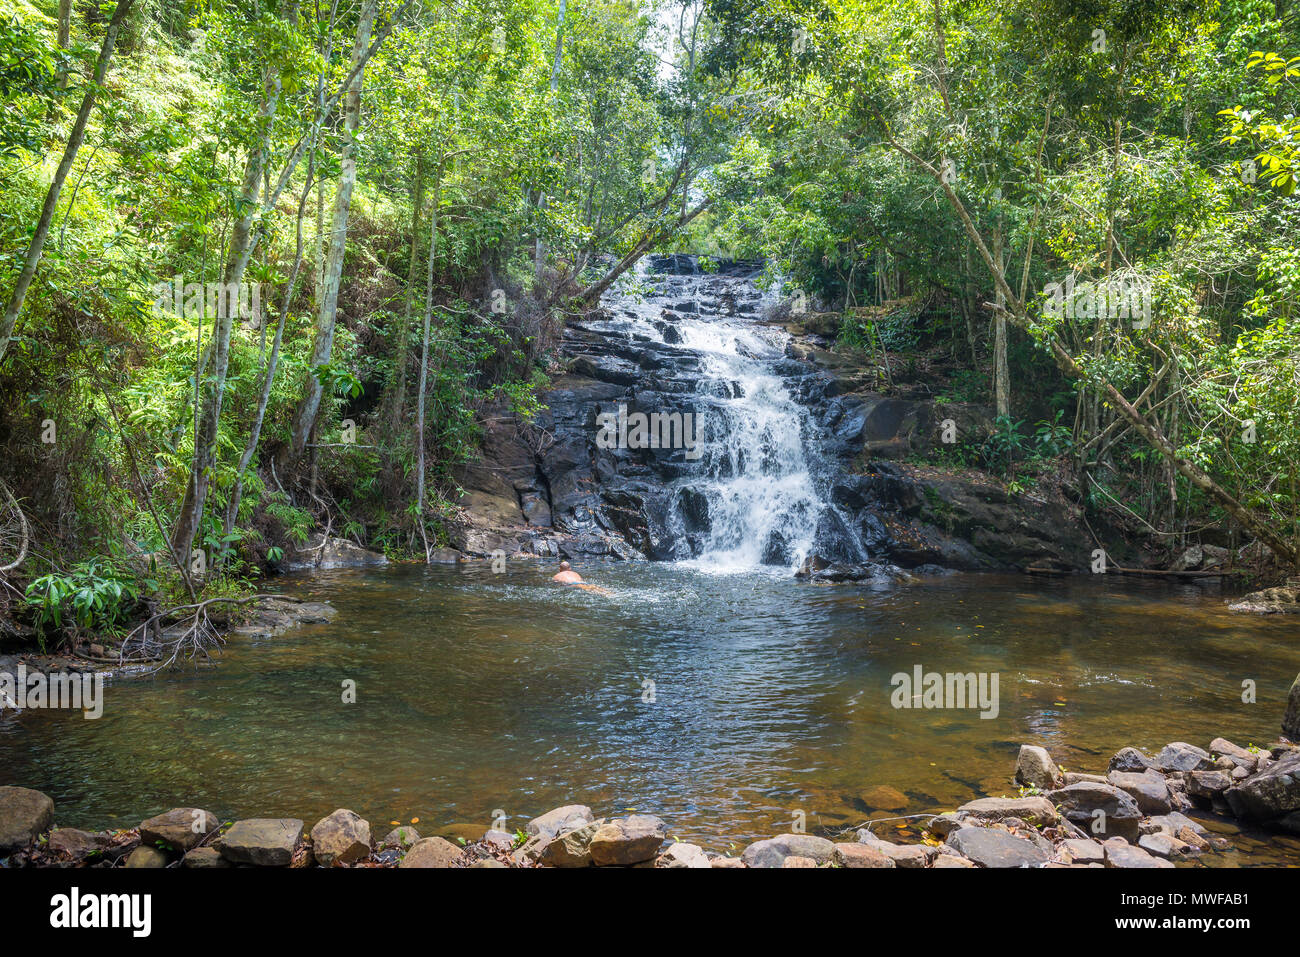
[3,563,1298,863]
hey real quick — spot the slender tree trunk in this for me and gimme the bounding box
[0,0,135,366]
[171,39,287,567]
[992,222,1009,417]
[285,0,377,464]
[534,0,566,288]
[383,148,425,435]
[414,165,442,561]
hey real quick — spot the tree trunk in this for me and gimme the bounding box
[285,0,377,464]
[171,39,287,567]
[534,0,566,289]
[414,166,442,561]
[992,223,1010,417]
[383,148,425,436]
[0,0,135,366]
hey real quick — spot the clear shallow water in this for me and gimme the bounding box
[2,563,1298,862]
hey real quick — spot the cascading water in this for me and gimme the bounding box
[592,257,864,573]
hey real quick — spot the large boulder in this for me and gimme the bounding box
[1045,782,1143,842]
[588,815,667,866]
[399,836,463,868]
[740,833,836,869]
[1015,745,1063,790]
[526,805,594,841]
[1108,747,1154,773]
[0,786,54,854]
[217,818,304,867]
[957,796,1058,828]
[139,807,220,852]
[1106,770,1171,815]
[1223,749,1300,820]
[945,827,1049,868]
[310,809,372,867]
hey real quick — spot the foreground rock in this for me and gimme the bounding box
[1014,745,1063,790]
[741,834,835,868]
[589,815,667,866]
[217,818,304,867]
[1224,749,1300,820]
[1045,782,1142,842]
[310,809,372,867]
[946,827,1049,868]
[399,836,463,868]
[139,807,219,852]
[0,786,55,853]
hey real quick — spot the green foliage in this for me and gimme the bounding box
[25,558,155,637]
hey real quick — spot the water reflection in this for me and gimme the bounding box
[2,564,1298,861]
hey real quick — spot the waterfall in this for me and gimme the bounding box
[597,257,862,573]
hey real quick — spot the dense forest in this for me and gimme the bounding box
[0,0,1298,645]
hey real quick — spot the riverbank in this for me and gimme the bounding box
[3,732,1297,869]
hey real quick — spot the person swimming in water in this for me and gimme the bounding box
[551,561,610,595]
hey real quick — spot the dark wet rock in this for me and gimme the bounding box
[139,807,220,852]
[1108,747,1154,773]
[946,827,1048,868]
[217,818,304,867]
[1062,838,1105,864]
[1045,783,1143,842]
[741,833,835,868]
[1186,770,1233,801]
[1107,770,1171,815]
[0,786,54,854]
[1223,749,1300,820]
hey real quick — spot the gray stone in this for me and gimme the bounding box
[1186,770,1233,800]
[1146,811,1207,836]
[0,786,54,853]
[1104,836,1174,868]
[1015,745,1063,790]
[958,795,1058,828]
[526,804,593,840]
[1109,747,1154,772]
[217,818,304,866]
[945,827,1049,868]
[1046,782,1143,841]
[923,812,965,838]
[1107,769,1171,815]
[1064,772,1108,785]
[481,828,512,848]
[741,833,836,868]
[469,858,507,868]
[932,854,976,867]
[874,842,934,868]
[139,807,220,852]
[1223,748,1300,819]
[310,808,371,867]
[1154,742,1213,773]
[399,836,463,868]
[588,815,666,866]
[1139,832,1198,860]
